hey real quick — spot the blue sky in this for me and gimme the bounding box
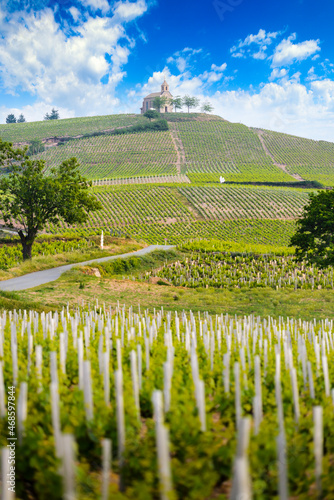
[1,0,334,139]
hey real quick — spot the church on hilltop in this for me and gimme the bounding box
[140,79,173,114]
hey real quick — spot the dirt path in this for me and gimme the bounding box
[256,129,305,181]
[169,123,186,175]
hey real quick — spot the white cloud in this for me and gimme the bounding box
[113,0,147,22]
[230,29,280,60]
[269,68,288,81]
[211,63,227,72]
[80,0,110,13]
[0,1,148,116]
[271,34,321,67]
[69,7,81,22]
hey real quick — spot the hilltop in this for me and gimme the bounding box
[1,112,333,247]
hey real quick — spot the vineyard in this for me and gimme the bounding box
[0,237,93,270]
[145,239,334,290]
[0,304,333,499]
[45,185,304,246]
[173,120,295,182]
[179,185,310,220]
[258,129,334,186]
[33,131,177,179]
[0,115,146,144]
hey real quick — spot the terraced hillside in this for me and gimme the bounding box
[1,112,332,248]
[174,119,295,183]
[1,112,333,185]
[257,128,334,186]
[0,114,145,143]
[34,130,177,179]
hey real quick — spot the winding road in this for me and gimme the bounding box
[0,245,175,292]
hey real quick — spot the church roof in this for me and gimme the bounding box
[144,92,161,98]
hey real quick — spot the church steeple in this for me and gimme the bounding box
[161,79,169,93]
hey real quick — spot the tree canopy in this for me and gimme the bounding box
[17,114,26,123]
[201,101,214,113]
[290,189,334,268]
[182,95,200,113]
[144,109,160,121]
[44,108,60,120]
[170,96,183,112]
[153,96,168,112]
[6,114,16,124]
[0,140,101,260]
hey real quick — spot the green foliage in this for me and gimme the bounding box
[111,119,168,135]
[201,101,214,113]
[144,110,160,121]
[44,108,60,120]
[0,237,91,269]
[1,306,334,498]
[170,96,183,112]
[5,114,16,124]
[27,139,45,156]
[290,189,334,268]
[0,141,101,259]
[153,96,168,112]
[17,113,26,123]
[95,250,178,277]
[182,95,200,113]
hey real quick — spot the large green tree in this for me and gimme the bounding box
[290,189,334,268]
[182,95,200,113]
[0,140,101,260]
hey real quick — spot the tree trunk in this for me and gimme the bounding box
[18,230,35,261]
[21,240,33,260]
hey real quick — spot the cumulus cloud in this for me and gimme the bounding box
[230,28,280,60]
[269,68,288,81]
[0,1,149,116]
[113,0,147,22]
[271,34,321,67]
